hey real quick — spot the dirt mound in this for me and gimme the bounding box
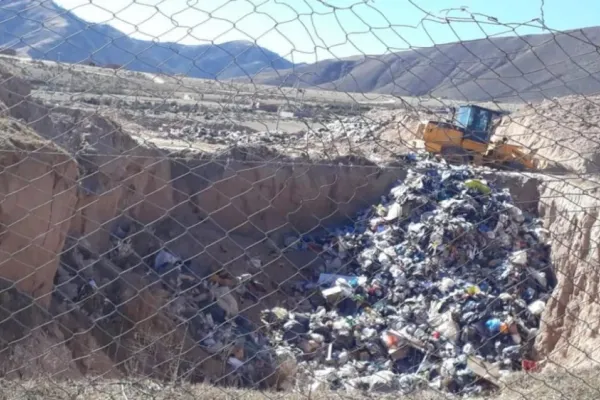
[494,96,600,173]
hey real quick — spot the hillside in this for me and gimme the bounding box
[3,2,600,102]
[0,0,293,78]
[249,27,600,102]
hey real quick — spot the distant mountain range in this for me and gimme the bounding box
[0,0,293,79]
[2,1,600,102]
[247,27,600,102]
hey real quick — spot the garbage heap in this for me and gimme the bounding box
[262,155,554,395]
[303,117,384,143]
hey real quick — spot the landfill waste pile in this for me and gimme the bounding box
[53,151,553,392]
[155,116,387,147]
[301,117,386,143]
[260,153,554,395]
[162,125,300,146]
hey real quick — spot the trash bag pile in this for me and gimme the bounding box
[262,154,554,394]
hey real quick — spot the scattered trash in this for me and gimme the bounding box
[528,300,546,316]
[154,249,180,272]
[318,273,365,287]
[464,179,491,195]
[521,359,540,372]
[210,285,239,317]
[228,357,244,369]
[88,279,98,291]
[248,257,263,269]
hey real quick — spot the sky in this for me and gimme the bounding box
[54,0,600,63]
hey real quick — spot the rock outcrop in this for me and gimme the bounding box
[0,119,77,307]
[534,177,600,369]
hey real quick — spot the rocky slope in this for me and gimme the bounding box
[534,176,600,370]
[0,118,77,307]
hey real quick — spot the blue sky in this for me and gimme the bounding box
[55,0,600,63]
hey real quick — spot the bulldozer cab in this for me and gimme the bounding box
[419,104,537,170]
[453,105,504,144]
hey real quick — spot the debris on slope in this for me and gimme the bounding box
[53,220,292,388]
[141,113,402,155]
[260,154,554,395]
[302,118,388,143]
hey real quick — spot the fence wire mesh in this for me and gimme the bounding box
[0,0,598,399]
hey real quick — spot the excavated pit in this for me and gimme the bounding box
[0,67,595,390]
[0,128,552,385]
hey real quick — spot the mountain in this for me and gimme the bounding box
[3,1,600,102]
[0,0,293,79]
[248,27,600,102]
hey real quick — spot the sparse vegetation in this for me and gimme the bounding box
[1,367,600,400]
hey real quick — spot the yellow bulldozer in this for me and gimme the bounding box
[416,104,538,171]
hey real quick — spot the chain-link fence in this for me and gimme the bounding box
[0,0,599,399]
